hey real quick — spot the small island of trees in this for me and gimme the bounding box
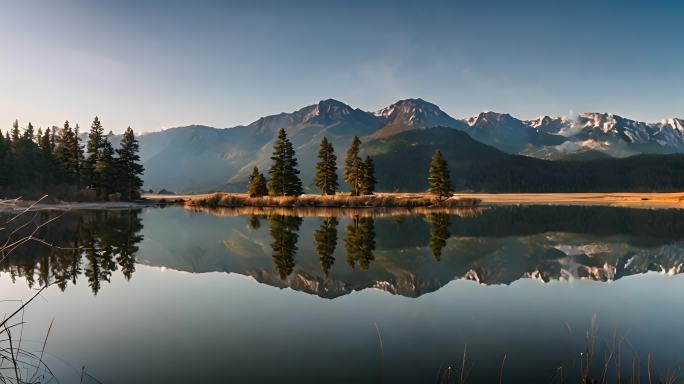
[200,127,472,209]
[192,128,475,208]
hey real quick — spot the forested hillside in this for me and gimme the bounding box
[367,127,684,192]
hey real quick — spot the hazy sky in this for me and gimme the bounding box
[1,0,682,133]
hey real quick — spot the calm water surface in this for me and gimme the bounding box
[3,205,684,383]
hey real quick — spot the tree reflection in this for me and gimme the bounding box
[314,217,338,276]
[426,213,451,261]
[268,214,302,280]
[344,216,376,270]
[0,209,144,294]
[247,214,263,230]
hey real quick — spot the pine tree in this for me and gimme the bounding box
[360,156,376,195]
[10,120,19,143]
[37,127,56,186]
[247,166,268,197]
[84,116,105,189]
[116,127,144,200]
[428,149,453,200]
[49,126,57,151]
[344,136,362,196]
[38,128,52,155]
[72,124,84,187]
[97,138,119,198]
[267,128,303,196]
[24,122,34,141]
[55,121,80,183]
[314,137,338,195]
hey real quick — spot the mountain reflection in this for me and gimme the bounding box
[0,209,143,294]
[228,205,684,298]
[5,205,684,298]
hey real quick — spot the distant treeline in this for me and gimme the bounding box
[0,117,143,200]
[369,127,684,193]
[451,153,684,193]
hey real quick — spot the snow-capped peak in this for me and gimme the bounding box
[373,105,395,118]
[658,118,684,132]
[527,115,555,128]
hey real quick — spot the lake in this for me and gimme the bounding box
[2,204,684,383]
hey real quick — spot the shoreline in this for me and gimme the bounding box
[183,192,481,209]
[177,192,684,210]
[456,192,684,209]
[3,192,684,211]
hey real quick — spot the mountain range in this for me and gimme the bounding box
[117,98,684,193]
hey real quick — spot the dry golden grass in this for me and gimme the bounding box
[185,192,481,209]
[186,204,484,219]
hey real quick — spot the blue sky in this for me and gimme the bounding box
[1,0,682,133]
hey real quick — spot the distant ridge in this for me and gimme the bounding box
[129,98,684,192]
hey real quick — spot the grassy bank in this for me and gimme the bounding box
[185,192,481,209]
[186,204,483,218]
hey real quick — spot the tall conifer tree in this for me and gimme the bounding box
[10,120,19,143]
[24,122,35,141]
[84,116,105,189]
[97,138,118,197]
[267,128,303,196]
[343,136,362,196]
[116,127,144,200]
[428,149,453,200]
[360,156,376,195]
[314,137,338,195]
[55,121,80,183]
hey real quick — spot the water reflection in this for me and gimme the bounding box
[5,205,684,298]
[4,205,684,383]
[426,213,450,261]
[269,214,302,280]
[344,216,376,270]
[0,209,143,294]
[314,217,338,276]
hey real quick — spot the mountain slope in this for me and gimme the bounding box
[366,126,684,192]
[225,99,385,187]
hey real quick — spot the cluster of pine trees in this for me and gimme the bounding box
[247,129,377,196]
[0,117,144,200]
